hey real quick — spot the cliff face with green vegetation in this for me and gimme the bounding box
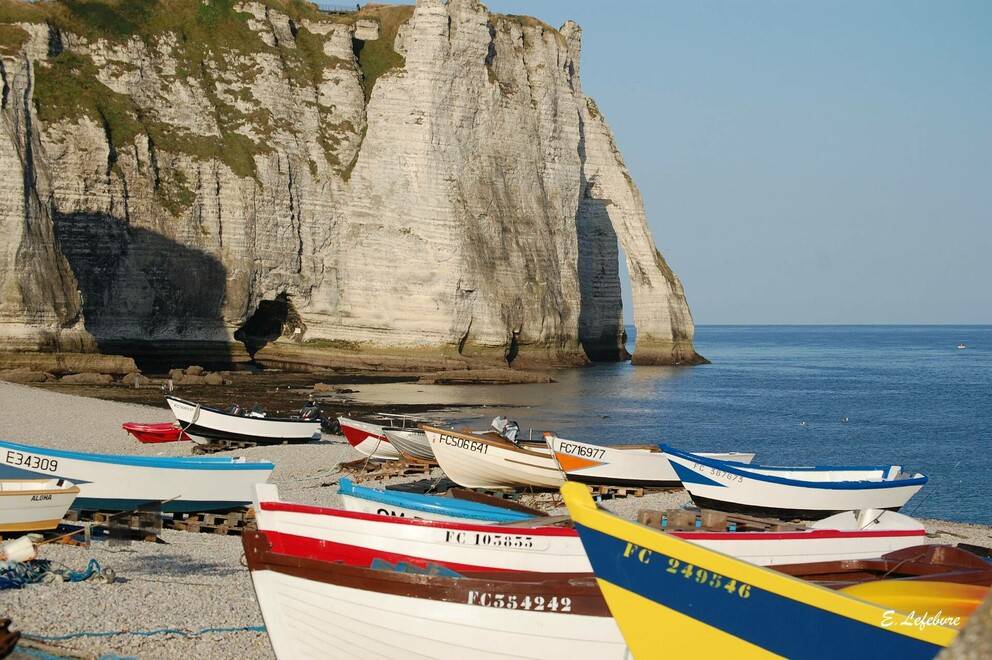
[0,0,703,370]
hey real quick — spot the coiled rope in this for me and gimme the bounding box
[0,559,52,589]
[1,558,112,589]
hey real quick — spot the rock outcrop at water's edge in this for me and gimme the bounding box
[0,0,704,370]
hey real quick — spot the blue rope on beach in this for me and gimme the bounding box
[59,558,102,582]
[0,559,52,589]
[26,625,266,642]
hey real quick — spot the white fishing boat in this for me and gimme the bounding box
[663,445,928,520]
[338,417,403,461]
[243,529,627,660]
[423,425,563,489]
[255,484,586,573]
[167,396,321,446]
[382,428,435,462]
[0,439,274,513]
[0,479,79,532]
[258,484,928,574]
[545,433,755,487]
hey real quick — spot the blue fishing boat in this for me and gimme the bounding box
[0,439,274,513]
[337,478,537,523]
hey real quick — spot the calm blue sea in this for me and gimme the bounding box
[450,325,992,525]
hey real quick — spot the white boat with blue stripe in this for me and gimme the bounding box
[662,445,927,520]
[0,440,274,513]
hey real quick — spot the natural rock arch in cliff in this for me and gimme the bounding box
[234,293,306,359]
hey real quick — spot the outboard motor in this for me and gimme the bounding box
[249,404,267,418]
[491,415,520,444]
[503,420,520,444]
[299,402,320,420]
[491,416,509,435]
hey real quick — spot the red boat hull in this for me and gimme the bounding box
[122,422,190,443]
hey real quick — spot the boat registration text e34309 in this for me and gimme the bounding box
[5,450,59,472]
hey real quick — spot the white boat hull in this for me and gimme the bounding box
[546,434,754,487]
[665,450,926,519]
[257,485,587,573]
[249,568,627,660]
[425,428,563,489]
[0,479,79,532]
[168,397,321,445]
[0,440,273,513]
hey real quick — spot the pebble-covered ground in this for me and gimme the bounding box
[1,381,989,658]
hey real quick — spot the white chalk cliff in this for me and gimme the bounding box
[0,0,702,369]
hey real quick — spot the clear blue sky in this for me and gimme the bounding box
[346,1,992,324]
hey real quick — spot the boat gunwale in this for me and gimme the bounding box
[0,483,80,497]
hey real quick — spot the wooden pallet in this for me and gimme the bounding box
[66,507,256,539]
[339,457,436,481]
[166,508,255,536]
[192,439,262,454]
[65,510,163,542]
[588,484,645,500]
[637,507,805,532]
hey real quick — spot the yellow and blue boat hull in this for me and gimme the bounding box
[562,482,969,659]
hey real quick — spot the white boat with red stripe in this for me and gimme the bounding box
[253,484,928,570]
[337,417,402,461]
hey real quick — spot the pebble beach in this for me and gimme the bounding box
[1,380,990,658]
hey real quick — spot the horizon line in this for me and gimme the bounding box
[622,323,992,328]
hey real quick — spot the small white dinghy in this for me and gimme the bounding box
[663,445,928,520]
[545,433,754,488]
[423,425,563,489]
[338,417,403,461]
[167,396,322,446]
[382,428,435,462]
[0,479,79,532]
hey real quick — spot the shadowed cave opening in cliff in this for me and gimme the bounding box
[234,293,305,360]
[51,212,235,372]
